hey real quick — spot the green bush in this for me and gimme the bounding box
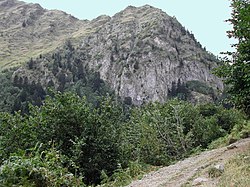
[99,161,152,187]
[121,100,197,164]
[208,167,223,178]
[0,144,84,187]
[0,92,247,186]
[0,112,38,162]
[194,103,246,147]
[192,116,226,147]
[0,92,125,185]
[121,100,246,166]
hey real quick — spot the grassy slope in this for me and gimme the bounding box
[0,0,87,69]
[218,144,250,186]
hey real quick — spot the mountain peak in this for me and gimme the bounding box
[110,4,170,26]
[124,5,137,10]
[120,4,165,14]
[0,0,223,105]
[141,4,157,9]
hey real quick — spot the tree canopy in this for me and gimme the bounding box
[215,0,250,114]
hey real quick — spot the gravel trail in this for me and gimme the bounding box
[127,138,250,187]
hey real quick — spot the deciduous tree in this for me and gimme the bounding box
[215,0,250,114]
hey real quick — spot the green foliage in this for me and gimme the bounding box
[0,144,85,186]
[120,100,245,167]
[192,116,224,147]
[0,91,246,186]
[68,95,125,184]
[215,0,250,115]
[0,70,21,113]
[192,104,246,148]
[120,103,169,166]
[198,104,245,132]
[0,92,125,185]
[209,120,250,149]
[99,161,152,187]
[186,80,214,96]
[0,112,39,162]
[228,120,250,141]
[0,69,47,114]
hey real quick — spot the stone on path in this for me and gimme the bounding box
[192,177,209,186]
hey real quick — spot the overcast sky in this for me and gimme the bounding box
[22,0,234,56]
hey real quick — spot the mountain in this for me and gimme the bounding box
[0,0,223,110]
[0,0,86,69]
[73,5,224,104]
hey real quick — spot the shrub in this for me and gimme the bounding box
[0,144,85,186]
[99,161,153,187]
[121,99,246,165]
[0,112,38,162]
[0,92,125,185]
[0,92,247,186]
[208,167,223,178]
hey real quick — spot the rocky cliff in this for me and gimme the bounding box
[1,1,223,105]
[76,5,223,104]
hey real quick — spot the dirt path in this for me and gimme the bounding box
[127,138,250,187]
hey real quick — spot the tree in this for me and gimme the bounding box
[0,92,125,185]
[215,0,250,114]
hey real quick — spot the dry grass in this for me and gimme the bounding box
[0,1,87,70]
[218,145,250,187]
[0,41,60,69]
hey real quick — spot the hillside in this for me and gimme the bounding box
[0,0,86,69]
[71,5,224,104]
[0,1,249,186]
[0,0,223,107]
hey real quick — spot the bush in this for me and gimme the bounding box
[228,120,250,141]
[99,161,153,187]
[0,144,85,186]
[208,167,223,178]
[0,112,38,162]
[192,116,226,147]
[121,100,246,166]
[194,103,246,147]
[0,92,125,185]
[122,100,198,164]
[0,92,247,186]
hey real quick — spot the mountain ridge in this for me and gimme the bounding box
[0,0,85,68]
[1,0,223,105]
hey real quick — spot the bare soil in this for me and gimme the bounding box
[127,138,250,187]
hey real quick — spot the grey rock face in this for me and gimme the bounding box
[77,5,223,104]
[10,3,223,104]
